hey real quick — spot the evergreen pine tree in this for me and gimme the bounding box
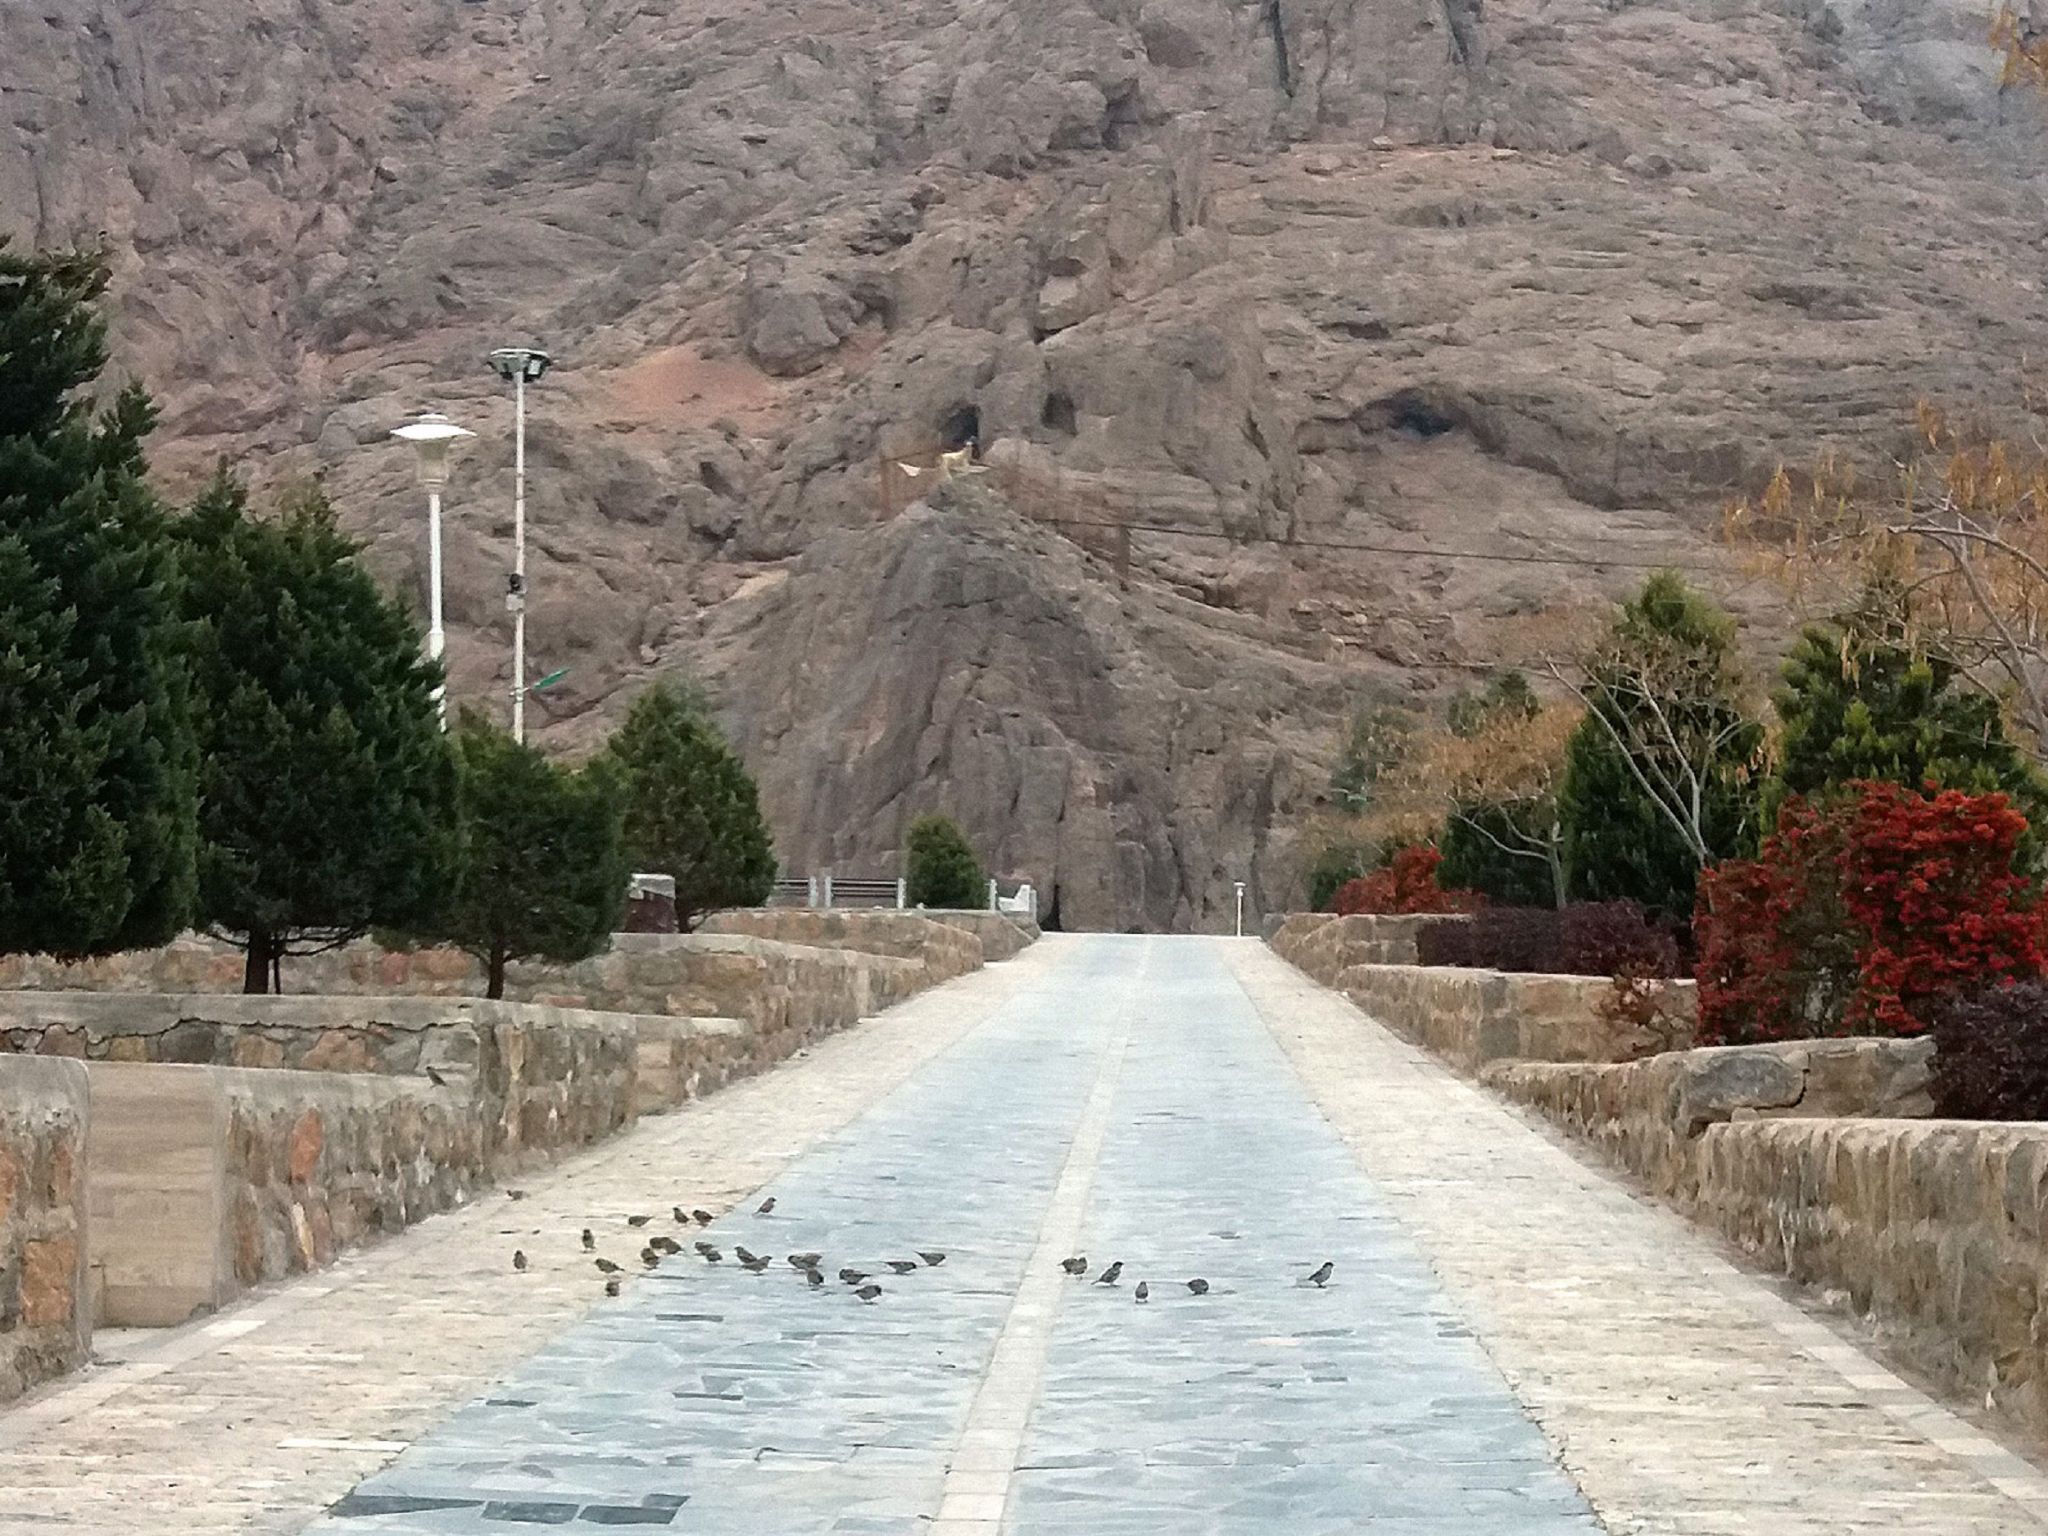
[1772,584,2046,828]
[0,242,197,956]
[1558,573,1763,921]
[905,814,985,909]
[177,475,458,991]
[434,712,627,999]
[606,683,776,929]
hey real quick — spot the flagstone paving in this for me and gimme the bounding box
[5,935,2048,1534]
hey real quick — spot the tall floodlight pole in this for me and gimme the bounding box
[488,346,552,741]
[389,412,475,729]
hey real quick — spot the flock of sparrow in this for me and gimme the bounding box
[511,1193,1336,1304]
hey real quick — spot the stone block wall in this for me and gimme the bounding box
[1484,1038,1935,1198]
[1267,913,1471,982]
[1696,1119,2048,1439]
[700,909,988,978]
[86,1060,484,1327]
[0,994,753,1171]
[1336,963,1695,1069]
[0,1058,89,1401]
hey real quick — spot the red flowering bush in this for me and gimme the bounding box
[1836,781,2044,1033]
[1330,845,1482,916]
[1695,782,2044,1044]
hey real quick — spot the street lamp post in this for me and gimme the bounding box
[1234,881,1247,938]
[388,412,475,728]
[487,346,552,742]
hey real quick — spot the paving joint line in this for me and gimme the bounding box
[931,950,1144,1535]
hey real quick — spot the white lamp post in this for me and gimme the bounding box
[389,411,475,728]
[1234,880,1247,938]
[487,346,552,741]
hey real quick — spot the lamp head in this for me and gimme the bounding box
[389,411,475,488]
[488,346,552,384]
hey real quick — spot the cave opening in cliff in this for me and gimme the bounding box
[1040,883,1063,932]
[1041,391,1077,437]
[941,404,981,451]
[1370,389,1460,441]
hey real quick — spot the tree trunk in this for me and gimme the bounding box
[487,948,507,1001]
[243,930,274,995]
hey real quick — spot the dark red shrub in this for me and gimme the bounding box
[1695,798,1857,1045]
[1926,984,2048,1120]
[1331,846,1481,916]
[1416,901,1683,977]
[1559,900,1682,979]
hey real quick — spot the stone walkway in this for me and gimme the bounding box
[5,935,2048,1534]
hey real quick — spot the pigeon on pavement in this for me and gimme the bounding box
[806,1268,826,1289]
[838,1267,868,1285]
[512,1250,528,1271]
[886,1260,918,1275]
[595,1258,622,1275]
[1061,1256,1088,1276]
[1186,1278,1209,1295]
[788,1253,822,1270]
[691,1209,714,1226]
[854,1283,883,1302]
[1305,1261,1334,1288]
[756,1197,777,1215]
[604,1277,622,1297]
[581,1229,596,1251]
[918,1251,946,1266]
[1095,1261,1123,1285]
[1134,1281,1149,1303]
[627,1214,653,1227]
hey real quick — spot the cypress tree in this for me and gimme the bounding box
[905,814,985,909]
[606,682,776,929]
[1558,573,1763,922]
[177,475,458,991]
[1772,585,2046,827]
[0,242,197,956]
[434,712,628,999]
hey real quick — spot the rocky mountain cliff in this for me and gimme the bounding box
[6,0,2048,928]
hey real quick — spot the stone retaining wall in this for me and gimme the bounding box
[0,1058,89,1401]
[86,1060,483,1327]
[699,909,986,981]
[1484,1038,1934,1198]
[1338,963,1696,1068]
[0,994,751,1169]
[1696,1118,2048,1439]
[1267,913,1470,982]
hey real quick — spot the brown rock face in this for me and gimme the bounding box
[6,0,2047,927]
[19,1237,77,1330]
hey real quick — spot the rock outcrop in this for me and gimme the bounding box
[6,0,2047,928]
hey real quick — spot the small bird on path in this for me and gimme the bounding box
[505,1188,526,1201]
[756,1197,777,1215]
[1305,1261,1334,1288]
[697,1244,723,1263]
[741,1254,772,1273]
[674,1206,690,1224]
[1134,1281,1148,1303]
[806,1268,826,1289]
[513,1250,528,1271]
[595,1258,622,1275]
[651,1236,682,1255]
[1061,1256,1088,1276]
[839,1267,868,1285]
[581,1229,596,1252]
[854,1283,883,1302]
[733,1245,761,1265]
[691,1209,714,1226]
[788,1253,822,1270]
[918,1251,946,1266]
[886,1260,918,1275]
[1095,1262,1123,1286]
[604,1277,622,1297]
[640,1246,660,1268]
[1186,1278,1209,1295]
[627,1214,653,1228]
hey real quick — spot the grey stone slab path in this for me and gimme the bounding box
[304,936,1599,1535]
[12,934,2048,1536]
